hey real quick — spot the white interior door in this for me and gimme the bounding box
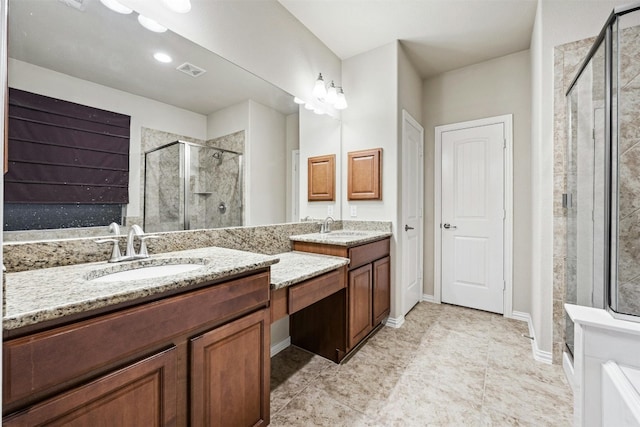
[441,123,504,314]
[402,111,424,315]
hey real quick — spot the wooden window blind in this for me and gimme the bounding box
[5,88,130,204]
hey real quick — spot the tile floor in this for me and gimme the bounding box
[270,302,573,426]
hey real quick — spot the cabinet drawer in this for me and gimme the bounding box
[3,271,269,407]
[348,238,390,269]
[4,347,178,426]
[288,269,345,314]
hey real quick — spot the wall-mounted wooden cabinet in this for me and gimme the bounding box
[308,154,335,201]
[347,148,382,200]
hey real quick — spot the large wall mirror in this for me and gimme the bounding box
[5,0,319,241]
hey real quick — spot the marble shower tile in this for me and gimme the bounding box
[617,208,640,283]
[619,140,640,219]
[553,256,566,301]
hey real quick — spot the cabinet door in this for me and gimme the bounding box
[348,263,373,348]
[3,347,178,427]
[190,308,270,427]
[373,256,391,325]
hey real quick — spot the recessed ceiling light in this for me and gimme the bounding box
[138,15,167,33]
[162,0,191,13]
[153,52,173,63]
[99,0,132,14]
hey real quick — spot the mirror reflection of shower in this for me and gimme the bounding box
[144,141,243,232]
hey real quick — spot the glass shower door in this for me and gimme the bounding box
[144,142,185,233]
[565,41,606,355]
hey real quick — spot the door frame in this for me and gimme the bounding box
[401,110,424,315]
[434,114,513,317]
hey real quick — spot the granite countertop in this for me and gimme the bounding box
[289,230,392,247]
[4,247,279,331]
[270,251,350,290]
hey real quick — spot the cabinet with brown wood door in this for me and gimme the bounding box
[3,270,271,426]
[292,237,390,351]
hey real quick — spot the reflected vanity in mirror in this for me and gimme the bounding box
[4,0,310,241]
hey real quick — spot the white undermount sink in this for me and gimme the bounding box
[88,261,206,283]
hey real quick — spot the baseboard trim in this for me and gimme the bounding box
[385,315,405,328]
[510,310,531,323]
[270,337,291,357]
[422,294,436,303]
[512,311,553,364]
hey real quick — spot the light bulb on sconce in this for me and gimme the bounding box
[326,81,338,104]
[312,73,327,99]
[334,87,348,110]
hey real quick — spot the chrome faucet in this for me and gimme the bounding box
[125,224,144,258]
[96,223,159,262]
[320,216,335,233]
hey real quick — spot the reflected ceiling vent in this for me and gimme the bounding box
[58,0,87,10]
[176,62,207,78]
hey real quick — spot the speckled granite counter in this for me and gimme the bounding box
[270,251,349,290]
[289,230,392,247]
[4,247,278,331]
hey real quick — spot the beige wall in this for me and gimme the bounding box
[422,50,532,313]
[341,42,402,318]
[397,43,424,310]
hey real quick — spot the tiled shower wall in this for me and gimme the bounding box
[617,24,640,315]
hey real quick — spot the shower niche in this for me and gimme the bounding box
[144,140,243,232]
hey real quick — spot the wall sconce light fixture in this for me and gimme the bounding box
[295,72,347,116]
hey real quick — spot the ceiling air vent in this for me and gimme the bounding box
[177,62,207,78]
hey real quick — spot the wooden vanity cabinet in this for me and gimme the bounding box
[3,270,271,426]
[191,308,270,427]
[4,347,178,426]
[292,237,391,352]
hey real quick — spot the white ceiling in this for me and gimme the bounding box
[278,0,538,78]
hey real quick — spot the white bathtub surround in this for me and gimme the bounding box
[565,304,640,426]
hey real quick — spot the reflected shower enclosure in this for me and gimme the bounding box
[144,141,243,232]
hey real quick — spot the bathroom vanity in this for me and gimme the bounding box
[2,247,278,426]
[287,231,392,359]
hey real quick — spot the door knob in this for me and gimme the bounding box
[443,223,457,229]
[404,224,414,231]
